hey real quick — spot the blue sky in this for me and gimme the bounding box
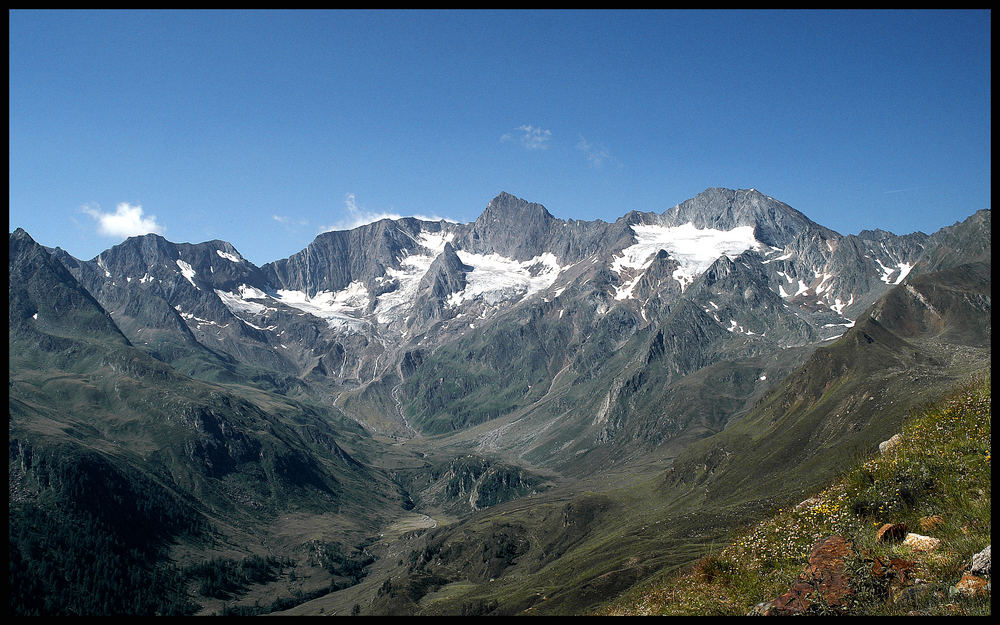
[9,9,991,265]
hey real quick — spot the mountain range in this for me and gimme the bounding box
[9,188,990,615]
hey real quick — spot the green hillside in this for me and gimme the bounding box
[597,374,991,615]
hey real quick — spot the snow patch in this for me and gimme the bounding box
[761,251,793,264]
[175,308,230,329]
[612,223,764,294]
[96,255,111,278]
[277,282,372,331]
[447,251,562,307]
[238,317,277,332]
[874,257,895,283]
[176,260,198,288]
[216,249,242,263]
[417,230,455,255]
[725,318,759,336]
[874,257,912,285]
[814,273,833,294]
[893,262,913,284]
[830,294,855,315]
[614,275,643,301]
[823,320,855,328]
[215,289,272,316]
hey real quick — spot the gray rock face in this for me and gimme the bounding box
[410,242,473,326]
[915,208,992,273]
[10,229,128,345]
[263,218,435,296]
[418,242,473,299]
[460,191,556,259]
[454,191,628,264]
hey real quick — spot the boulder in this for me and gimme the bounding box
[902,533,941,552]
[878,434,903,454]
[952,572,990,598]
[969,545,991,577]
[766,535,854,615]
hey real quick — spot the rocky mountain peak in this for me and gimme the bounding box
[459,192,559,260]
[418,242,473,295]
[477,192,555,226]
[857,228,899,240]
[9,228,42,264]
[10,226,31,242]
[9,228,128,343]
[96,233,177,268]
[664,187,838,248]
[409,242,474,326]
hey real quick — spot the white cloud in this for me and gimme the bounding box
[576,135,612,167]
[82,202,165,238]
[319,193,455,233]
[503,125,552,150]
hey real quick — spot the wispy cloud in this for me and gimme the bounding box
[82,202,165,238]
[319,193,454,233]
[882,185,929,195]
[273,214,308,227]
[502,124,553,150]
[576,135,612,168]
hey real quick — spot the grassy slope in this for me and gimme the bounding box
[596,374,991,615]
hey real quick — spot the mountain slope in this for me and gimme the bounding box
[597,374,991,616]
[9,230,408,616]
[665,259,990,508]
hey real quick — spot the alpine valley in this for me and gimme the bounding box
[9,188,991,615]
